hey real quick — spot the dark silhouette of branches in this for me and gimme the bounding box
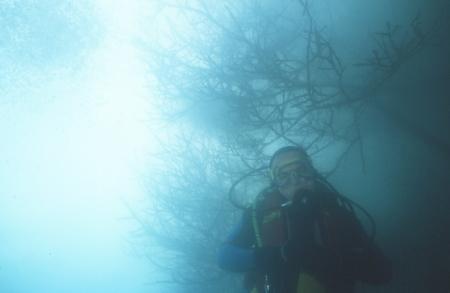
[148,0,437,171]
[136,132,255,291]
[149,0,363,170]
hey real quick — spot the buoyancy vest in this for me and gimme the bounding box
[247,189,348,293]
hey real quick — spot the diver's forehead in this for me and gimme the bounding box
[272,151,309,170]
[278,161,308,173]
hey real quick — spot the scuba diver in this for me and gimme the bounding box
[217,146,392,292]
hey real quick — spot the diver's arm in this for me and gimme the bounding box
[217,243,256,272]
[342,211,393,284]
[217,210,256,272]
[217,209,287,273]
[309,204,393,284]
[348,239,392,284]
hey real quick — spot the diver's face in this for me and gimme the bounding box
[272,151,315,201]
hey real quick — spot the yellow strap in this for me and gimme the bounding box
[297,273,326,293]
[251,203,264,293]
[252,203,263,247]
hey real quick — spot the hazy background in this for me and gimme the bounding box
[1,1,449,293]
[0,1,155,292]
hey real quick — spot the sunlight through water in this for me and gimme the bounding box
[0,1,157,292]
